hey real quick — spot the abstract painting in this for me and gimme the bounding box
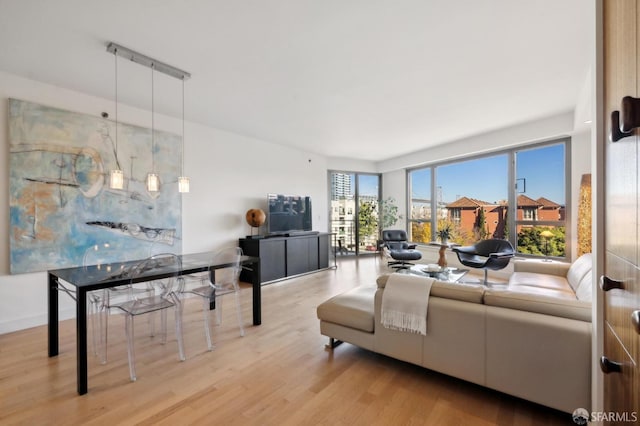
[9,99,182,274]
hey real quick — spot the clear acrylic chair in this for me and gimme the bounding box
[53,243,133,364]
[83,243,126,363]
[83,244,156,365]
[109,253,186,381]
[179,247,245,351]
[57,243,114,362]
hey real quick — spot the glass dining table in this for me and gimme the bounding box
[47,251,261,395]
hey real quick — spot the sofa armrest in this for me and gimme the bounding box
[377,274,391,288]
[484,288,591,322]
[512,259,570,277]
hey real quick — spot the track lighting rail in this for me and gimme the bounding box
[106,42,191,80]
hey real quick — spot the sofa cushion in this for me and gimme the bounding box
[483,288,591,321]
[496,285,576,300]
[512,259,570,276]
[508,272,575,294]
[431,281,485,303]
[316,286,376,332]
[376,273,485,304]
[566,253,592,291]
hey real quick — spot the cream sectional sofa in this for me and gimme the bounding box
[316,254,593,414]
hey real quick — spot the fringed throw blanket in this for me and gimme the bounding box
[381,273,434,335]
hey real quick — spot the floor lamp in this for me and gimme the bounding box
[540,230,554,261]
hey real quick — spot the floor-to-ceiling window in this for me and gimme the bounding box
[514,143,567,257]
[329,171,381,256]
[436,155,508,246]
[409,168,432,244]
[407,138,569,259]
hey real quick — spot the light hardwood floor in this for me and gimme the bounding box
[0,256,571,425]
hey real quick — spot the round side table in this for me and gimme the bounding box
[428,241,459,269]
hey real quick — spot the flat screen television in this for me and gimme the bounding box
[267,194,312,234]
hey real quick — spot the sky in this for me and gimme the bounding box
[411,144,566,205]
[335,143,566,206]
[337,174,379,198]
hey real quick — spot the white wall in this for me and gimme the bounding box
[326,157,377,173]
[381,169,407,230]
[0,71,328,333]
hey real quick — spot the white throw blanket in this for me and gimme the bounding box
[381,273,434,335]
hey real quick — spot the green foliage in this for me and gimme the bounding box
[474,208,489,240]
[380,197,403,229]
[438,219,472,245]
[358,201,379,243]
[503,208,509,239]
[517,227,565,257]
[411,221,431,243]
[359,198,404,248]
[453,225,476,246]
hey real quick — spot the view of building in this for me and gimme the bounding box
[409,189,567,249]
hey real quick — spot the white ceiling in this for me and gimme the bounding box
[0,0,593,162]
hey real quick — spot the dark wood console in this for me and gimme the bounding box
[239,233,331,284]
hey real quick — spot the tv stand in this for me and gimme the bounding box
[285,230,319,237]
[263,233,286,238]
[239,233,330,284]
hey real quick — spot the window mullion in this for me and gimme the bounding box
[508,150,517,249]
[431,167,437,242]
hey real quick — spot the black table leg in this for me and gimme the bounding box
[252,259,261,325]
[76,289,88,395]
[208,270,216,310]
[48,273,59,357]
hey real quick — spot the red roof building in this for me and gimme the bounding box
[445,195,565,243]
[536,196,565,221]
[445,197,506,243]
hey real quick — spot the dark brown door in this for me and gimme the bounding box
[602,0,640,421]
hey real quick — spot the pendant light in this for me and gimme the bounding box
[146,63,160,192]
[109,47,124,190]
[106,42,191,194]
[178,76,190,193]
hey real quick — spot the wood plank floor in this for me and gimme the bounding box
[0,256,572,425]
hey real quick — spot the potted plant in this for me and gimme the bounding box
[437,223,452,244]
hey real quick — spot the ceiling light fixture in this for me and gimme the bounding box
[106,42,191,194]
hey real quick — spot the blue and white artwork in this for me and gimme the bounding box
[9,99,182,274]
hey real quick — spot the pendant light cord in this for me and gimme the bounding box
[182,77,185,175]
[151,63,155,174]
[114,49,121,170]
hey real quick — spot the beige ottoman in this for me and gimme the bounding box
[316,286,376,349]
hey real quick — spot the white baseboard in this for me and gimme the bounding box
[0,308,75,335]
